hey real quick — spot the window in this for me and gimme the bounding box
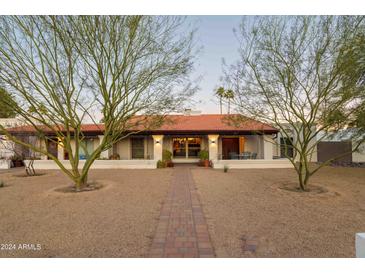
[131,137,145,159]
[79,139,94,160]
[280,137,294,158]
[187,138,201,157]
[173,138,186,157]
[173,137,201,158]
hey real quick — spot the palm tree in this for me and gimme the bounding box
[225,89,234,114]
[215,87,225,114]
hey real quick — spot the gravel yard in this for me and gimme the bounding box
[0,168,172,258]
[192,166,365,257]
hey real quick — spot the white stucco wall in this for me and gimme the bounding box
[245,135,263,158]
[146,137,154,159]
[24,159,157,169]
[0,118,23,159]
[114,138,130,159]
[201,137,209,151]
[163,136,173,153]
[353,142,365,163]
[218,136,223,156]
[213,159,293,169]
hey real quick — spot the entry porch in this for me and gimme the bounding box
[17,132,292,169]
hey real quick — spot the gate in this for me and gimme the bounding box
[317,141,352,163]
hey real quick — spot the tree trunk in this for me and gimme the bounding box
[220,98,222,114]
[75,175,88,191]
[24,159,36,176]
[228,100,230,114]
[298,161,310,191]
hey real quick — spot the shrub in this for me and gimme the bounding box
[224,165,229,173]
[157,160,166,168]
[162,150,172,161]
[0,181,4,188]
[109,153,120,160]
[198,150,209,160]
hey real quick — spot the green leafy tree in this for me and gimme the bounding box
[0,88,17,118]
[0,16,196,190]
[226,16,365,191]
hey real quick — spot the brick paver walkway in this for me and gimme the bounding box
[149,165,215,258]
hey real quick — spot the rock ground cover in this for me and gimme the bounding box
[192,166,365,257]
[0,168,172,257]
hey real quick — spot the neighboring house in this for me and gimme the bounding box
[0,118,24,159]
[273,123,318,162]
[317,129,365,164]
[0,118,26,169]
[6,114,295,169]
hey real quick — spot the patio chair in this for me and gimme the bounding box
[242,152,251,159]
[251,152,257,159]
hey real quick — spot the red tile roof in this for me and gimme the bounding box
[7,114,278,134]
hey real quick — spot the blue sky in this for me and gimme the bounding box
[186,16,243,113]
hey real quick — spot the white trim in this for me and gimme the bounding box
[24,160,157,169]
[172,158,200,164]
[212,159,292,169]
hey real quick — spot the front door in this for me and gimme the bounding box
[222,137,239,159]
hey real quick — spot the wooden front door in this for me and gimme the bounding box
[222,137,239,159]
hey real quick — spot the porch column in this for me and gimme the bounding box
[208,134,219,161]
[263,135,273,160]
[40,139,47,160]
[57,138,64,160]
[98,135,110,159]
[152,135,164,161]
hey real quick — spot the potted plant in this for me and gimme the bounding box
[109,153,120,160]
[162,149,174,167]
[198,150,210,167]
[157,160,166,168]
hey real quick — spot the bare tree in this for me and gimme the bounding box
[0,16,196,190]
[225,16,365,191]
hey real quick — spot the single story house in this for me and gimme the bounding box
[5,114,293,169]
[0,118,26,169]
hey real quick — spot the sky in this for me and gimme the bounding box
[185,16,243,114]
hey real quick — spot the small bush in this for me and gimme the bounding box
[162,149,172,161]
[157,160,166,168]
[162,150,174,167]
[224,165,229,173]
[0,181,4,188]
[198,150,209,160]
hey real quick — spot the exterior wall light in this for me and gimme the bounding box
[211,140,216,144]
[155,140,160,144]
